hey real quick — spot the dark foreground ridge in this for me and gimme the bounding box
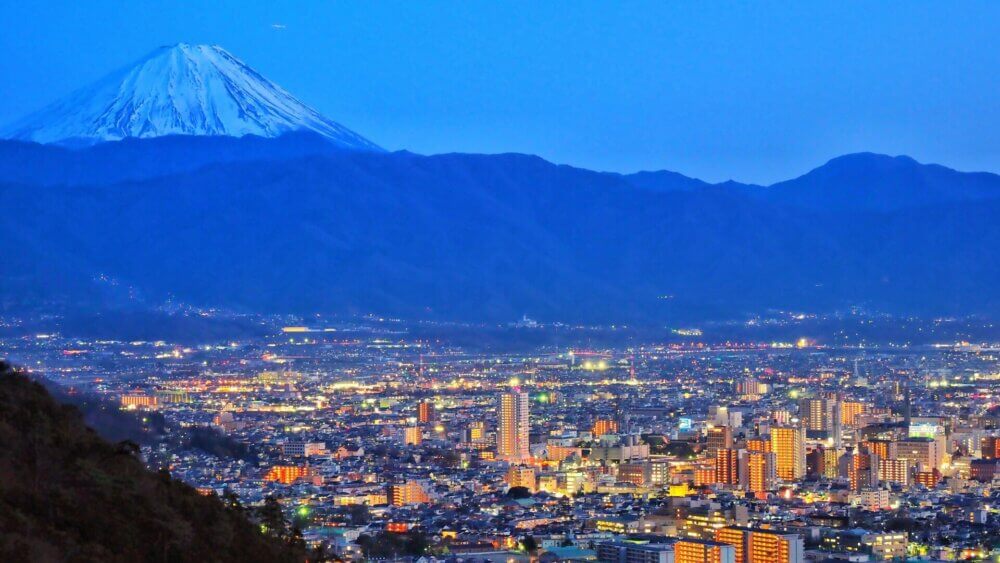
[0,362,302,563]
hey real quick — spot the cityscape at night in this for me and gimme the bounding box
[3,3,1000,562]
[4,312,1000,562]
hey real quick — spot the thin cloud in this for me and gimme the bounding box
[271,23,287,31]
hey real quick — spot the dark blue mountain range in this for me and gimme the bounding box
[1,133,998,323]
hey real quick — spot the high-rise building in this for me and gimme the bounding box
[822,447,841,479]
[848,450,879,492]
[895,437,942,471]
[862,439,896,461]
[746,438,771,453]
[840,401,865,427]
[417,401,435,423]
[402,426,423,446]
[675,539,737,563]
[736,379,769,398]
[800,398,830,434]
[715,527,804,563]
[746,451,777,495]
[716,448,743,486]
[878,458,910,486]
[593,418,620,437]
[800,398,841,444]
[707,426,734,456]
[771,426,806,481]
[981,436,1000,459]
[498,389,530,461]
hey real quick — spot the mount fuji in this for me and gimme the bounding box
[1,43,381,150]
[0,44,998,325]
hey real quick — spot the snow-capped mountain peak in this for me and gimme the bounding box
[1,43,381,149]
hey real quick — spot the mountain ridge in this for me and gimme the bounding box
[1,42,996,323]
[2,136,997,322]
[1,43,381,150]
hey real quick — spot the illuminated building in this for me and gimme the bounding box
[736,379,769,398]
[695,465,718,487]
[403,426,423,446]
[822,447,840,479]
[771,426,806,481]
[848,451,878,492]
[281,441,327,457]
[714,528,746,563]
[823,530,907,561]
[498,389,530,461]
[417,401,435,423]
[387,481,430,506]
[799,397,841,445]
[840,401,865,427]
[464,420,486,444]
[618,462,651,486]
[862,439,895,461]
[650,459,672,485]
[800,398,832,434]
[715,527,804,563]
[706,426,733,456]
[895,437,942,471]
[154,389,191,404]
[386,522,409,533]
[746,451,776,494]
[970,459,1000,482]
[858,488,891,511]
[546,443,581,462]
[715,448,743,486]
[121,394,157,408]
[981,436,1000,459]
[878,458,910,486]
[681,508,734,540]
[745,438,771,453]
[506,465,537,492]
[264,465,317,485]
[674,539,736,563]
[594,517,640,534]
[592,418,620,437]
[914,469,941,488]
[595,541,674,563]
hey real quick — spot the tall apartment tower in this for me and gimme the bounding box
[417,400,435,423]
[746,451,777,494]
[498,389,530,461]
[771,426,806,481]
[799,397,841,445]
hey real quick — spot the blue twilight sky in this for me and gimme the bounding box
[2,1,999,184]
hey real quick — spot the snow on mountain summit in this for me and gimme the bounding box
[1,43,381,149]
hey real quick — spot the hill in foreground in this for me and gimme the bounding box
[0,362,302,563]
